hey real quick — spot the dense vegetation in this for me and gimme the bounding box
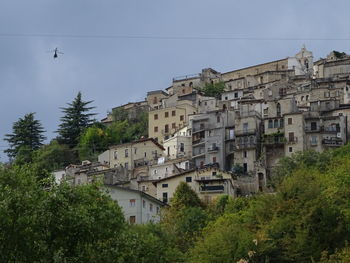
[2,144,350,262]
[4,92,149,170]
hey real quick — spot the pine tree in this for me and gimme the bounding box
[57,92,96,148]
[4,113,46,160]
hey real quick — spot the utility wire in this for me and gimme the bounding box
[0,33,350,41]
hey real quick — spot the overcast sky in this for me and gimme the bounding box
[1,0,350,161]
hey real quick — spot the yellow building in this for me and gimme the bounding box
[148,102,197,144]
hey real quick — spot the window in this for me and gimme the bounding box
[172,123,176,129]
[153,97,157,104]
[311,122,317,131]
[129,199,136,207]
[243,163,248,173]
[165,112,169,118]
[150,204,153,212]
[154,114,158,120]
[274,119,279,128]
[144,152,147,157]
[263,108,268,117]
[154,126,158,132]
[129,216,136,224]
[268,119,273,128]
[125,162,129,170]
[243,151,247,158]
[276,103,281,117]
[234,92,238,98]
[288,132,294,142]
[212,156,217,163]
[243,123,248,133]
[180,143,184,152]
[162,183,168,188]
[280,119,284,128]
[301,96,304,101]
[324,92,330,98]
[114,151,118,160]
[125,149,128,157]
[163,192,168,203]
[217,116,220,123]
[289,147,293,153]
[288,118,293,125]
[172,110,176,116]
[180,115,184,121]
[186,176,192,182]
[143,200,146,208]
[134,148,137,154]
[306,95,309,101]
[154,170,157,175]
[311,136,317,145]
[164,124,169,133]
[156,206,160,214]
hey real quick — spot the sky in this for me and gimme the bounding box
[1,0,350,162]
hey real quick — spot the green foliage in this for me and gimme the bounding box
[33,140,77,172]
[171,182,203,210]
[120,223,184,263]
[0,164,126,262]
[78,113,148,161]
[57,92,96,148]
[4,112,46,162]
[333,50,347,59]
[200,81,225,98]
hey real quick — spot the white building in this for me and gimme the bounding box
[105,185,166,224]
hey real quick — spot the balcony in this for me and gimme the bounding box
[235,110,261,119]
[235,128,257,136]
[305,126,321,133]
[207,146,219,152]
[192,138,205,146]
[192,150,205,158]
[192,125,207,133]
[322,138,343,147]
[236,142,257,149]
[287,137,298,144]
[322,126,339,133]
[263,136,286,145]
[199,184,224,192]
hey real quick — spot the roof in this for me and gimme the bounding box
[222,58,288,76]
[154,169,196,183]
[105,185,167,206]
[110,137,165,151]
[147,90,168,96]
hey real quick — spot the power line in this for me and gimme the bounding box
[0,33,350,41]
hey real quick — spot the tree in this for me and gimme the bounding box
[33,140,77,172]
[200,81,225,98]
[171,182,203,210]
[4,113,46,162]
[0,164,126,262]
[57,92,96,148]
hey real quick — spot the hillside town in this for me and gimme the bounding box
[53,47,350,224]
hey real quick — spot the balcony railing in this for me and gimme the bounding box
[287,137,298,144]
[199,185,224,192]
[305,126,321,132]
[192,125,207,133]
[192,138,205,145]
[236,143,257,149]
[322,138,343,146]
[235,128,257,136]
[263,136,286,145]
[207,146,219,152]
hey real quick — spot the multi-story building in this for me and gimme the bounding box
[98,138,165,172]
[105,185,165,224]
[190,110,235,169]
[148,101,197,144]
[154,166,236,204]
[163,126,192,159]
